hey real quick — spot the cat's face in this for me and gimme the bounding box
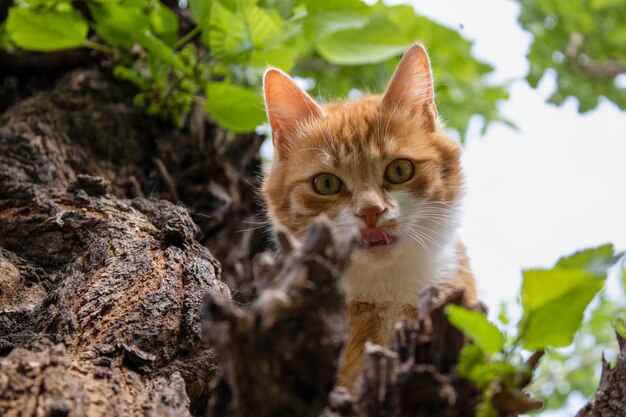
[262,44,462,264]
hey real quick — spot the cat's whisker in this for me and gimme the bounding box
[301,146,334,162]
[241,219,271,225]
[415,212,451,219]
[375,110,384,148]
[411,232,441,250]
[411,221,445,235]
[403,229,432,255]
[424,200,457,208]
[382,104,397,145]
[415,209,452,217]
[414,208,452,215]
[415,217,446,226]
[408,224,444,247]
[414,210,452,220]
[235,225,268,233]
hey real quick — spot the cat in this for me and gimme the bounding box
[261,43,477,391]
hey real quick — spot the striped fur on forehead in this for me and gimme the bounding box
[289,96,447,167]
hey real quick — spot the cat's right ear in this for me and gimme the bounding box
[382,43,438,132]
[263,68,322,158]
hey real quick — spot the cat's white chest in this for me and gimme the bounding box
[345,238,460,305]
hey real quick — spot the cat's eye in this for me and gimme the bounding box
[384,159,414,184]
[312,173,342,195]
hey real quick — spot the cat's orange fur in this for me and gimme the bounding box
[262,43,477,392]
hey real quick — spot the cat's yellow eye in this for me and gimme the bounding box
[312,173,342,195]
[384,159,414,184]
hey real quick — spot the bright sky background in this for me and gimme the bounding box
[403,0,626,415]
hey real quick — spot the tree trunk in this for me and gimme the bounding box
[0,69,230,416]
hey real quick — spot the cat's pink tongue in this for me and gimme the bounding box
[360,227,391,247]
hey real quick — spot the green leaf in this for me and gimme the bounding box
[497,301,511,326]
[303,10,369,41]
[476,399,498,417]
[189,0,213,24]
[250,47,296,71]
[519,267,605,350]
[203,82,266,132]
[150,2,179,46]
[556,244,621,276]
[315,12,412,65]
[6,6,88,51]
[0,21,11,48]
[457,344,486,377]
[446,305,505,355]
[467,360,518,390]
[300,0,368,14]
[137,30,186,71]
[89,4,150,48]
[205,0,281,63]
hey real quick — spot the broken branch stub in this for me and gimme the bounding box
[576,331,626,417]
[361,290,476,417]
[202,219,354,417]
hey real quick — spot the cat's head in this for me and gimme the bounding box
[262,44,463,263]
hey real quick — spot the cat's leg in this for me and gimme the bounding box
[435,242,478,306]
[337,300,385,392]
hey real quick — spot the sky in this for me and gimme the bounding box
[402,0,626,415]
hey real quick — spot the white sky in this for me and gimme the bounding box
[405,0,626,415]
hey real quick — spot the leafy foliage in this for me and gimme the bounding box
[518,268,605,350]
[203,82,266,131]
[519,0,626,111]
[529,250,625,411]
[7,5,88,51]
[446,244,623,413]
[446,305,505,355]
[1,0,508,136]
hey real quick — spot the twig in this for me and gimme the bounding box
[176,26,202,50]
[152,157,179,203]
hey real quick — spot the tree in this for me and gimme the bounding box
[0,0,624,416]
[519,0,626,111]
[0,0,509,137]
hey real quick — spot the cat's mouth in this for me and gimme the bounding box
[358,227,397,250]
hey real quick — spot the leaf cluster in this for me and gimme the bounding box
[445,244,623,415]
[0,0,508,136]
[529,247,626,411]
[519,0,626,111]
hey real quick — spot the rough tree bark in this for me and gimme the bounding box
[0,62,624,417]
[0,69,231,416]
[575,332,626,417]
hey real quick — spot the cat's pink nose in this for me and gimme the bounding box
[356,205,385,227]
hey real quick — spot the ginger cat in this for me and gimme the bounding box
[262,43,477,391]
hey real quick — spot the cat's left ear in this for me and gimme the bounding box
[382,43,438,131]
[263,68,323,158]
